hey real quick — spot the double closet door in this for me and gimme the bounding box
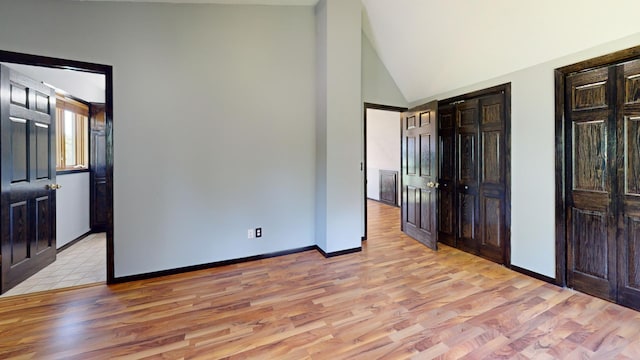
[438,87,509,265]
[565,59,640,309]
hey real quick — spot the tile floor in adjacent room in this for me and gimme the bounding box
[0,232,106,297]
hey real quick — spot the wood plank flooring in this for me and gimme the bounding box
[2,200,640,359]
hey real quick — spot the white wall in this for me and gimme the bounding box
[0,1,317,277]
[362,33,407,108]
[410,32,640,278]
[56,173,91,249]
[366,109,400,204]
[315,0,362,253]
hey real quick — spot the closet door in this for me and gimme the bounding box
[456,100,479,253]
[566,67,617,301]
[438,105,456,247]
[617,59,640,309]
[478,94,506,263]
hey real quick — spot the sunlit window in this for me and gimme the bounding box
[56,96,88,171]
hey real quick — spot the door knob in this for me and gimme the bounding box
[47,184,62,190]
[427,182,440,188]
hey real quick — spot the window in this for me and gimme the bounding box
[56,95,88,171]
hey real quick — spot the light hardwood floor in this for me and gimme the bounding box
[1,201,640,359]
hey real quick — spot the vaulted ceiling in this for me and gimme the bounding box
[78,0,640,102]
[362,0,640,102]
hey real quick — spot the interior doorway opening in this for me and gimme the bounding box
[0,50,113,296]
[363,103,407,241]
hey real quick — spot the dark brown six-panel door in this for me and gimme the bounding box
[565,67,617,300]
[437,85,510,265]
[564,58,640,309]
[0,65,57,293]
[401,100,438,250]
[617,59,640,309]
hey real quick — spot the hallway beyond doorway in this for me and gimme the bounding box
[0,233,106,297]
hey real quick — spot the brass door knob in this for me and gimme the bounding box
[47,184,62,190]
[427,182,440,188]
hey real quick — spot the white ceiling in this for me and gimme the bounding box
[74,0,640,103]
[78,0,319,5]
[362,0,640,102]
[2,63,106,103]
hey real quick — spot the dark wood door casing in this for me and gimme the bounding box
[401,100,438,250]
[556,46,640,310]
[0,65,57,293]
[437,84,511,266]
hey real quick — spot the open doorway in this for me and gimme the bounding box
[0,51,113,297]
[363,103,407,240]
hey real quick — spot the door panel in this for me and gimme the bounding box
[566,67,616,301]
[0,65,57,293]
[458,134,476,182]
[90,103,108,231]
[402,101,438,250]
[406,186,417,226]
[618,59,640,309]
[480,194,502,247]
[481,131,501,184]
[459,192,476,243]
[11,118,28,182]
[456,100,479,253]
[35,196,53,253]
[624,116,640,195]
[420,189,433,233]
[438,105,456,246]
[478,94,506,262]
[573,119,608,191]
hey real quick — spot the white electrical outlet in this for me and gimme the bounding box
[247,229,254,239]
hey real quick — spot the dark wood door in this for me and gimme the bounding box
[90,103,107,232]
[0,65,57,293]
[565,67,617,301]
[401,100,438,250]
[437,85,510,266]
[617,59,640,309]
[478,94,507,263]
[438,105,456,247]
[456,99,479,254]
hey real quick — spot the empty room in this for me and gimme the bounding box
[1,0,640,358]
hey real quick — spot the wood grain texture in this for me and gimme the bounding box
[379,170,398,206]
[402,101,438,250]
[2,201,640,359]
